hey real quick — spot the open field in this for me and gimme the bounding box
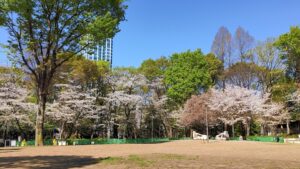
[0,140,300,169]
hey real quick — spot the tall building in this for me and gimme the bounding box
[85,38,113,67]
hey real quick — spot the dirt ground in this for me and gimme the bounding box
[0,140,300,169]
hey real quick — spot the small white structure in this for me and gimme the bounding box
[18,136,22,142]
[58,140,67,146]
[192,131,208,140]
[284,135,300,144]
[215,131,229,140]
[239,135,243,141]
[10,140,17,147]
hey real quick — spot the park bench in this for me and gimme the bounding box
[284,135,300,144]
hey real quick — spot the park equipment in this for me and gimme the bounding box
[192,131,208,140]
[216,131,229,140]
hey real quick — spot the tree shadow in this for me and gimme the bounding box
[139,141,170,144]
[0,155,98,169]
[0,148,21,153]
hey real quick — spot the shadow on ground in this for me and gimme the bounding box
[0,148,21,153]
[0,155,98,169]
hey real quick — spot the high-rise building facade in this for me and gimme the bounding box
[85,38,113,67]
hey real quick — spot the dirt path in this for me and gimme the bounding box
[0,140,300,169]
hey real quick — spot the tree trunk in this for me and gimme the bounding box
[271,126,276,135]
[151,116,154,139]
[222,79,226,91]
[162,123,167,138]
[15,118,24,135]
[134,128,137,139]
[246,122,250,137]
[260,124,265,135]
[224,123,227,131]
[107,123,111,139]
[286,119,290,135]
[35,93,46,146]
[125,123,129,138]
[168,127,173,138]
[159,125,161,137]
[3,124,7,140]
[35,117,43,146]
[205,107,209,139]
[75,129,79,138]
[295,57,300,83]
[232,123,235,138]
[59,122,65,140]
[90,130,94,139]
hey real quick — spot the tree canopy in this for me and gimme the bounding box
[275,26,300,83]
[164,49,221,105]
[0,0,126,146]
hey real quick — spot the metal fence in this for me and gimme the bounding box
[18,137,192,146]
[229,136,284,143]
[14,136,285,146]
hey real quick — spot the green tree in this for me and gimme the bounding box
[139,56,169,81]
[164,49,215,105]
[56,57,109,89]
[254,38,284,93]
[271,80,297,102]
[204,53,223,84]
[95,60,110,97]
[113,66,139,75]
[0,0,126,146]
[72,59,108,88]
[275,26,300,83]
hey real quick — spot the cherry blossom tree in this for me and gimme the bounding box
[107,69,147,94]
[147,78,169,137]
[146,77,184,138]
[256,102,288,135]
[95,103,115,139]
[104,91,143,138]
[103,70,147,138]
[0,72,34,139]
[288,90,300,103]
[46,83,98,139]
[182,93,218,137]
[208,85,268,137]
[147,93,172,138]
[283,90,300,134]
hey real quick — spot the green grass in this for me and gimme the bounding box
[98,154,190,167]
[155,153,187,160]
[127,155,153,167]
[99,155,154,167]
[99,157,124,165]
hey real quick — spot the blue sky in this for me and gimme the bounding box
[1,0,300,67]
